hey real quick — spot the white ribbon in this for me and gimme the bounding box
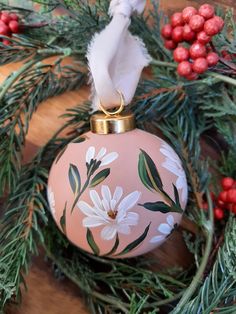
[87,0,151,110]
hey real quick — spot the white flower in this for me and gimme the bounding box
[160,142,188,202]
[78,185,141,240]
[150,215,175,244]
[47,186,56,215]
[86,146,118,166]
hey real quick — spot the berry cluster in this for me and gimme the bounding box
[203,177,236,220]
[161,4,224,80]
[0,11,19,45]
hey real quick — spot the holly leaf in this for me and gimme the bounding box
[60,203,67,234]
[68,164,81,194]
[115,223,151,256]
[86,228,100,255]
[141,201,171,213]
[103,234,119,257]
[138,149,163,192]
[90,168,110,188]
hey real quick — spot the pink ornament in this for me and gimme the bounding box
[48,113,188,258]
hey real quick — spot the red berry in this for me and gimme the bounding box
[182,6,198,23]
[189,14,205,32]
[183,24,195,41]
[199,4,215,20]
[190,42,207,59]
[177,61,192,77]
[164,39,177,50]
[2,39,10,45]
[206,52,219,66]
[161,24,172,39]
[9,20,19,33]
[204,18,220,36]
[1,12,11,25]
[173,46,189,62]
[197,31,211,44]
[171,12,184,27]
[192,57,208,74]
[172,26,184,43]
[221,177,234,190]
[9,13,19,21]
[218,190,228,203]
[232,204,236,214]
[226,189,236,203]
[0,24,10,36]
[186,72,199,81]
[214,207,224,220]
[218,199,225,208]
[213,16,224,31]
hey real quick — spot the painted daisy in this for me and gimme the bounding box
[160,142,188,202]
[150,214,176,244]
[78,185,141,240]
[86,146,118,167]
[47,186,56,215]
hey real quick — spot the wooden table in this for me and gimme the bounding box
[1,1,235,313]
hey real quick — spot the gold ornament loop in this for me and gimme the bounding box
[99,90,125,116]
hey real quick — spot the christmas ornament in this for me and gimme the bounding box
[48,96,188,258]
[47,0,188,258]
[161,3,225,79]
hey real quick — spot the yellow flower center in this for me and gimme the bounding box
[107,210,118,219]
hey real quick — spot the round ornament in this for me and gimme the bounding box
[47,109,188,258]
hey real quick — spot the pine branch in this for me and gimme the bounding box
[0,102,91,310]
[0,55,86,196]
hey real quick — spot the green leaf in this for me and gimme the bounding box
[141,201,171,213]
[72,136,86,144]
[60,203,67,234]
[138,149,163,192]
[90,168,110,188]
[116,223,151,256]
[55,145,67,164]
[86,228,100,255]
[173,184,180,207]
[103,234,119,257]
[68,164,81,194]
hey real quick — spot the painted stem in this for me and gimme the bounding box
[171,190,214,313]
[151,59,236,87]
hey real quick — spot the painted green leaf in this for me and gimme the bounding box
[115,223,151,256]
[60,203,67,234]
[90,168,110,188]
[138,149,163,192]
[103,234,119,257]
[68,164,81,194]
[72,137,86,144]
[141,201,171,213]
[173,184,181,207]
[86,228,100,255]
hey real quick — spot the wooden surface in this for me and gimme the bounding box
[1,1,234,313]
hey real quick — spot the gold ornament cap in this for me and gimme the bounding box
[90,111,136,134]
[90,90,136,134]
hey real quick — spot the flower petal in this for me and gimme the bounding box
[181,184,188,202]
[78,201,95,216]
[96,147,107,160]
[100,152,118,166]
[150,235,165,243]
[101,185,112,203]
[158,223,172,235]
[117,224,131,235]
[113,186,123,203]
[83,216,106,227]
[101,225,117,240]
[90,190,103,210]
[167,215,174,228]
[102,198,110,212]
[118,191,141,213]
[119,211,139,225]
[86,146,95,163]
